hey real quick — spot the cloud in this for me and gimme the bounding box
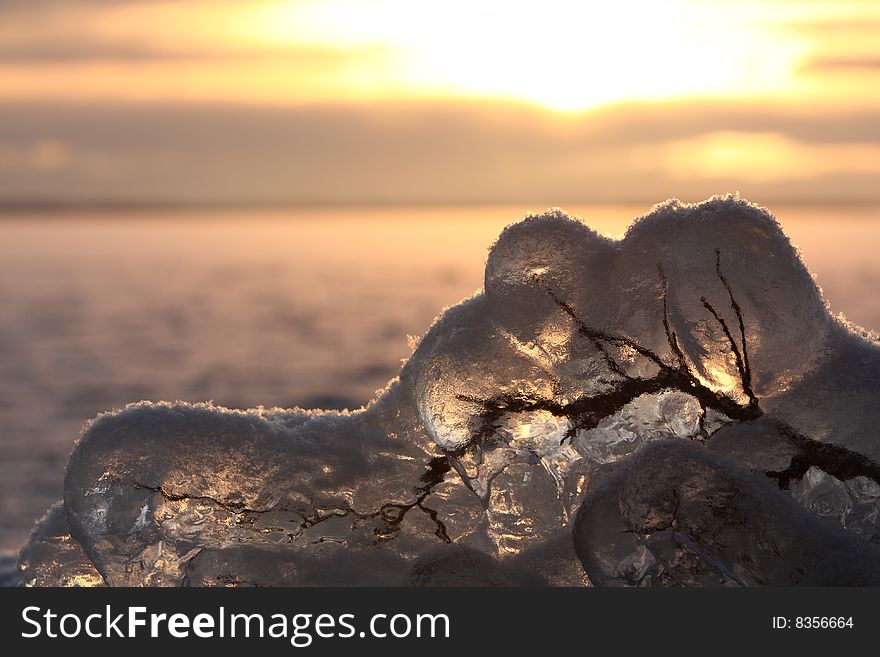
[0,139,70,172]
[802,57,880,72]
[0,41,386,65]
[785,17,880,35]
[0,99,879,204]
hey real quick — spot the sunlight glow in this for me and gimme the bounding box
[658,132,880,181]
[3,0,876,112]
[247,0,806,111]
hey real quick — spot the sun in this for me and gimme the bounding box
[248,0,806,111]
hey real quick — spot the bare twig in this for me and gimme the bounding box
[459,252,764,448]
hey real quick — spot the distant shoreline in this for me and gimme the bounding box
[1,198,880,216]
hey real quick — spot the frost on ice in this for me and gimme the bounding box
[16,196,880,586]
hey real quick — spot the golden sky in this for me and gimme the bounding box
[1,0,879,204]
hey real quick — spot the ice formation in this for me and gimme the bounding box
[16,196,880,586]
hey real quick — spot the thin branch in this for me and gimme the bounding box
[657,264,688,371]
[536,278,668,372]
[700,296,759,408]
[458,260,766,449]
[714,249,754,399]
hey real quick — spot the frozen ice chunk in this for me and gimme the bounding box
[573,441,880,586]
[572,390,704,466]
[17,503,104,587]
[707,417,800,472]
[415,296,557,454]
[18,196,880,586]
[409,544,545,586]
[790,466,853,523]
[788,468,880,541]
[845,477,880,542]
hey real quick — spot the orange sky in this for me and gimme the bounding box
[1,0,879,204]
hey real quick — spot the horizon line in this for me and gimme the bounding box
[1,197,880,214]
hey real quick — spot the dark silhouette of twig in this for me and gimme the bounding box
[658,264,689,371]
[714,248,755,403]
[456,250,764,449]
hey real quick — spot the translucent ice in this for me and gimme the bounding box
[573,441,880,586]
[790,467,880,541]
[17,196,880,586]
[791,466,853,523]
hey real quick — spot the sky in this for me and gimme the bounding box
[1,0,879,205]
